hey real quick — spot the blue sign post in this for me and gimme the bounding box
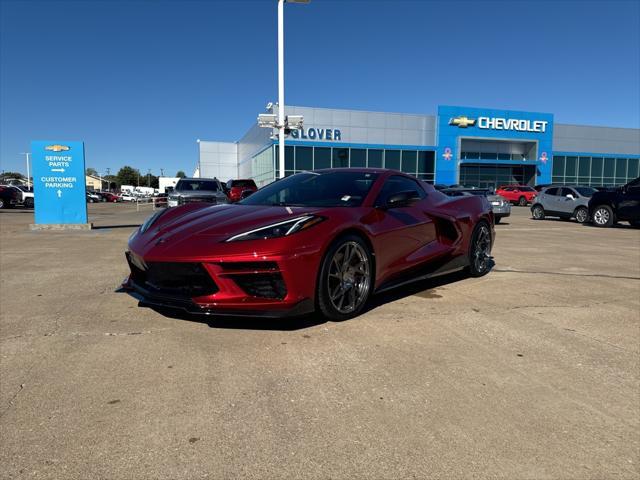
[31,141,91,229]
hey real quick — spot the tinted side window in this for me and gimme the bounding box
[545,187,559,196]
[375,175,426,206]
[560,188,575,197]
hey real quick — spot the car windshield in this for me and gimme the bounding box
[574,187,597,197]
[240,171,379,207]
[175,179,219,192]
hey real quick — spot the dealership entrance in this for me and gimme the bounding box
[459,163,537,188]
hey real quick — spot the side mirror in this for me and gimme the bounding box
[385,190,417,209]
[240,190,254,199]
[566,194,574,199]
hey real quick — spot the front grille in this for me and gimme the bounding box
[126,254,218,298]
[179,196,217,205]
[219,262,279,272]
[230,273,287,300]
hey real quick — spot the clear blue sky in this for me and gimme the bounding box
[1,0,638,176]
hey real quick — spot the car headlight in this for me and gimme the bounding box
[226,215,325,242]
[139,209,166,234]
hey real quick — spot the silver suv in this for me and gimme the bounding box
[531,186,597,223]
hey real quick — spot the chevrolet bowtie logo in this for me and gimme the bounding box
[45,144,70,152]
[449,116,476,128]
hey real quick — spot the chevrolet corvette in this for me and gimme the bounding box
[124,169,495,320]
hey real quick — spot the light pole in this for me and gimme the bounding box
[19,152,31,188]
[276,0,309,179]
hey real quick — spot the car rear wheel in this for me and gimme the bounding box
[495,217,501,224]
[24,198,34,208]
[467,222,493,277]
[317,235,373,321]
[532,204,545,220]
[592,205,613,228]
[0,198,5,209]
[518,196,527,206]
[574,207,588,223]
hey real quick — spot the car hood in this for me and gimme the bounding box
[131,203,326,254]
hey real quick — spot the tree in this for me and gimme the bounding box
[116,166,141,186]
[86,167,98,177]
[0,171,25,182]
[176,170,186,178]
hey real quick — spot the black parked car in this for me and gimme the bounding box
[0,185,21,209]
[588,177,640,228]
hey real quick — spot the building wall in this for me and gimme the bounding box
[553,124,640,155]
[198,141,238,181]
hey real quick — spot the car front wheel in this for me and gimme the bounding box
[24,198,34,208]
[317,235,373,321]
[518,196,527,206]
[592,205,614,228]
[532,204,545,220]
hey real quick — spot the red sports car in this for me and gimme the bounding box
[495,185,537,206]
[124,169,495,320]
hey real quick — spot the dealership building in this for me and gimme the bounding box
[197,105,640,188]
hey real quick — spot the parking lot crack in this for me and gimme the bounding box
[494,268,640,281]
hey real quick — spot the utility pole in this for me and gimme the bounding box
[160,168,164,177]
[147,169,151,187]
[19,152,31,188]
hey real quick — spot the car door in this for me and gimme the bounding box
[558,188,578,216]
[540,187,558,212]
[367,175,437,284]
[617,178,640,221]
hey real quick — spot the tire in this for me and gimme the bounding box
[532,204,545,220]
[467,221,493,277]
[574,207,588,224]
[316,235,373,321]
[495,217,501,224]
[0,198,5,209]
[630,221,640,228]
[24,198,34,208]
[518,196,527,206]
[592,205,614,228]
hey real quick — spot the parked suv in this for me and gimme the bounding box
[496,185,537,206]
[225,179,258,203]
[531,186,595,223]
[167,177,228,208]
[588,177,640,228]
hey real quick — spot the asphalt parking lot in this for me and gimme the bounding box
[1,203,639,479]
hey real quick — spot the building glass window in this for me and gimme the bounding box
[497,153,511,160]
[350,149,366,167]
[384,150,400,170]
[578,157,590,177]
[591,157,603,177]
[332,148,349,168]
[295,146,313,171]
[616,158,627,179]
[565,156,577,176]
[418,151,434,174]
[628,158,639,178]
[480,152,497,160]
[553,156,565,177]
[603,158,615,177]
[401,150,417,174]
[368,149,383,168]
[314,147,331,169]
[285,146,294,171]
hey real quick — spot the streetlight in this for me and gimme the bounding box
[276,0,309,179]
[19,152,31,188]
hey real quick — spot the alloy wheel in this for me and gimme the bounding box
[472,224,492,274]
[593,208,609,225]
[575,208,588,223]
[327,241,371,314]
[518,196,527,206]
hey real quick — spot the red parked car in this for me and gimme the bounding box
[124,169,495,321]
[225,179,258,203]
[495,185,537,206]
[102,192,121,203]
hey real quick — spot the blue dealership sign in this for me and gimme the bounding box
[436,106,554,185]
[31,141,88,225]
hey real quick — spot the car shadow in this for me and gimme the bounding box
[117,269,472,331]
[93,224,141,230]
